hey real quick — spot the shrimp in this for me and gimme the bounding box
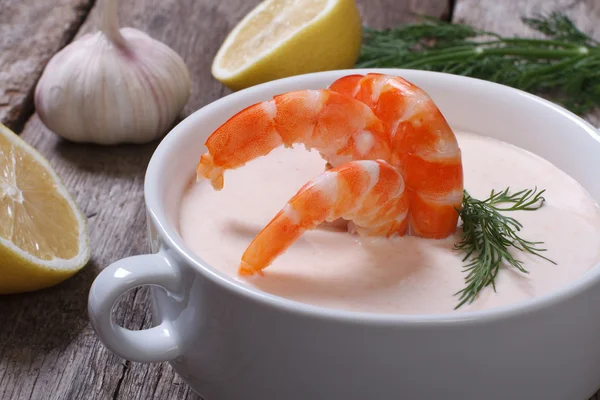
[329,73,463,238]
[196,89,392,190]
[239,160,409,276]
[195,73,463,275]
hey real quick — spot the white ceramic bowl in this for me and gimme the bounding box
[88,69,600,400]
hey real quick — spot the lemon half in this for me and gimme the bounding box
[212,0,362,90]
[0,123,89,294]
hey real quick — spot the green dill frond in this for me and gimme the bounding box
[356,13,600,115]
[522,12,598,46]
[453,188,555,309]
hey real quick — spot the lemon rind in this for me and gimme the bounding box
[211,0,338,79]
[0,124,90,272]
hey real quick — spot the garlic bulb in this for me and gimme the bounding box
[34,0,191,145]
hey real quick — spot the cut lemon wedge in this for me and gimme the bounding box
[212,0,362,90]
[0,123,89,294]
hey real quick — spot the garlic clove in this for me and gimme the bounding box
[34,2,191,145]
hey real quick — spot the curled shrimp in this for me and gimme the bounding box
[329,73,463,238]
[239,160,409,276]
[196,73,463,275]
[197,89,392,190]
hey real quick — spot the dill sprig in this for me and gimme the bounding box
[454,188,556,309]
[357,13,600,114]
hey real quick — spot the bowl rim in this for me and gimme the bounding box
[145,68,600,325]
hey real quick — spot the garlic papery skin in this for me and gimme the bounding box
[34,3,190,145]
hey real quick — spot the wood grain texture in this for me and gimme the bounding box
[0,0,95,132]
[357,0,451,28]
[453,0,600,126]
[0,0,451,399]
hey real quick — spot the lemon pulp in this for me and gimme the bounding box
[212,0,362,90]
[0,124,89,294]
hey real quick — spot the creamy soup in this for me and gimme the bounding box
[178,132,600,314]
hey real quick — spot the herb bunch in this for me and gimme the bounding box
[357,13,600,114]
[454,188,555,309]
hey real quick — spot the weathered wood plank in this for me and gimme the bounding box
[0,116,156,399]
[0,0,95,132]
[453,0,600,38]
[0,0,451,399]
[453,0,600,126]
[357,0,451,28]
[454,1,600,398]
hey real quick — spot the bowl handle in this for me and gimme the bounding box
[88,252,182,363]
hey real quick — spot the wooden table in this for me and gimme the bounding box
[1,0,599,398]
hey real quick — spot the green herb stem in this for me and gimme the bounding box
[482,46,589,58]
[389,45,589,69]
[400,50,479,68]
[454,188,555,309]
[499,38,584,48]
[356,13,600,114]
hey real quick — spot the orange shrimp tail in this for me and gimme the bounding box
[407,191,461,238]
[239,160,409,275]
[239,211,305,276]
[196,154,224,190]
[196,102,283,189]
